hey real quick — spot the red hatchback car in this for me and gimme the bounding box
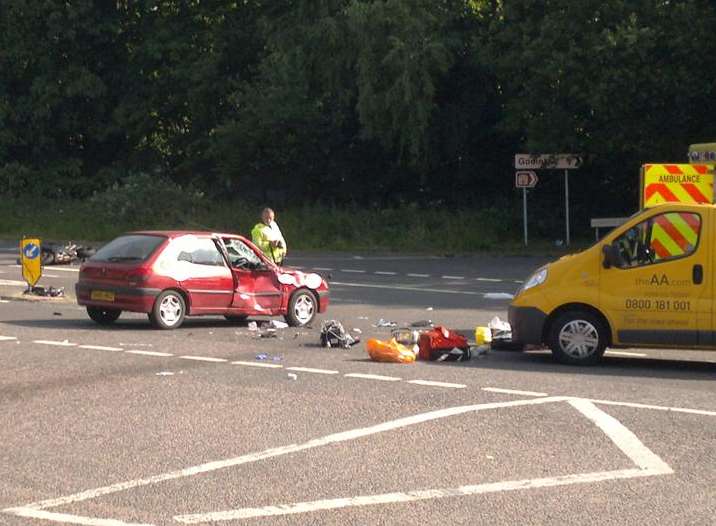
[76,231,329,329]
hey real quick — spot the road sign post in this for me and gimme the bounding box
[515,170,538,246]
[20,237,42,288]
[515,154,582,247]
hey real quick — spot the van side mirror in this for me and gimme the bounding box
[602,243,619,269]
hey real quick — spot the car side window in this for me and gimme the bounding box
[176,238,225,267]
[614,212,700,268]
[223,238,263,269]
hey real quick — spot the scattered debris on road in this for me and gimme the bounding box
[320,320,360,349]
[374,318,397,328]
[366,337,416,363]
[23,285,64,297]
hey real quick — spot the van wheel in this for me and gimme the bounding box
[87,306,121,325]
[150,290,186,329]
[285,290,316,327]
[548,311,607,365]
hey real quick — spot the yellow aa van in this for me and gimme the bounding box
[509,202,713,364]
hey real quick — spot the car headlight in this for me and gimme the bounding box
[522,267,548,292]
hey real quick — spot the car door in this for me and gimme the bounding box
[600,209,710,347]
[173,236,234,312]
[221,237,283,314]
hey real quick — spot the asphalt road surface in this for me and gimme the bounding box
[0,246,714,525]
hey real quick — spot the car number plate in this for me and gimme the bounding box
[91,290,115,302]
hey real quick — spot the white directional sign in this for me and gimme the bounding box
[515,154,583,170]
[515,170,538,188]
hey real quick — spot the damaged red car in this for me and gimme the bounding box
[76,231,329,329]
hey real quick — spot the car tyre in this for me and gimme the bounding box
[548,310,607,365]
[87,306,121,325]
[285,289,316,327]
[150,290,186,330]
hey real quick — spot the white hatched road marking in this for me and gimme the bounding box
[406,273,430,278]
[1,508,151,526]
[407,380,466,389]
[126,350,174,357]
[476,277,502,282]
[79,345,124,352]
[33,340,76,347]
[441,275,464,280]
[179,356,227,363]
[344,373,402,382]
[340,269,366,274]
[589,398,716,417]
[11,264,79,273]
[483,387,549,397]
[171,398,672,523]
[231,361,283,369]
[0,279,27,286]
[313,267,334,271]
[374,271,397,276]
[0,299,9,303]
[0,335,18,341]
[285,367,339,375]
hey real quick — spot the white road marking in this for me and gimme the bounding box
[441,275,464,280]
[483,387,549,397]
[33,340,76,347]
[231,361,283,369]
[313,267,334,271]
[179,356,227,363]
[172,399,672,523]
[126,350,174,357]
[0,335,18,341]
[605,351,647,357]
[11,397,565,513]
[340,269,366,273]
[407,380,466,389]
[406,273,430,278]
[483,292,514,300]
[1,508,151,526]
[285,367,339,375]
[589,398,716,417]
[344,373,401,382]
[0,299,9,303]
[78,345,123,352]
[0,279,27,286]
[11,264,80,273]
[331,282,483,296]
[476,277,503,282]
[374,271,397,275]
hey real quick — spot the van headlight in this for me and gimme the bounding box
[522,267,548,292]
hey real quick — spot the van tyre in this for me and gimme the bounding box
[87,306,121,325]
[548,310,607,365]
[150,290,186,330]
[285,289,316,327]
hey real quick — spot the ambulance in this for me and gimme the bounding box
[509,143,716,364]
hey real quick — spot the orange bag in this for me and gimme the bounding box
[366,338,416,364]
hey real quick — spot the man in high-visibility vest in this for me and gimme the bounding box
[251,207,287,265]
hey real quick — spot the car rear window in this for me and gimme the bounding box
[91,235,165,263]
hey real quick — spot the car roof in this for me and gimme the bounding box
[129,230,247,239]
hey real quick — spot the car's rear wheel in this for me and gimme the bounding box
[285,290,316,327]
[150,290,186,330]
[87,306,121,325]
[548,310,607,365]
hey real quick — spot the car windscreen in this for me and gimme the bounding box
[90,235,166,263]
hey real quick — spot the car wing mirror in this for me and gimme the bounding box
[602,243,619,269]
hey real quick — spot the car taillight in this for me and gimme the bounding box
[127,268,151,286]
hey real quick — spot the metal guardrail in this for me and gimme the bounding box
[590,217,628,241]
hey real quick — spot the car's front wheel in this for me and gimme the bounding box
[285,289,316,327]
[548,310,607,365]
[87,306,121,325]
[150,290,186,329]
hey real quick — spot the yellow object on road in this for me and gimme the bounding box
[475,326,492,345]
[20,237,42,287]
[366,338,416,363]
